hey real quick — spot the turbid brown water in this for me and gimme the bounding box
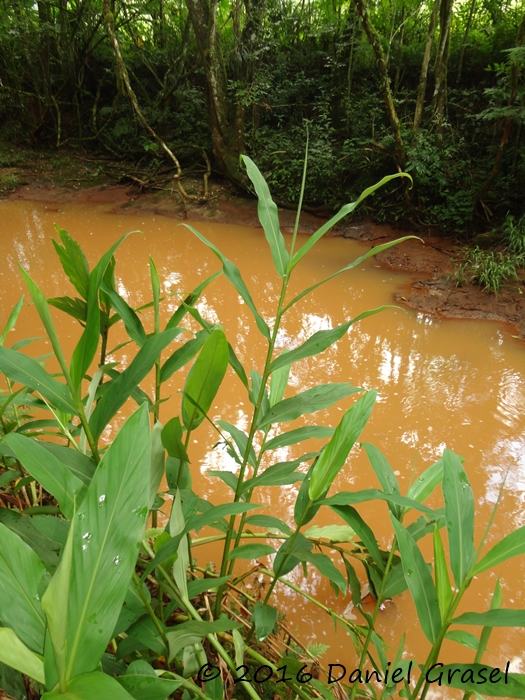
[1,199,525,696]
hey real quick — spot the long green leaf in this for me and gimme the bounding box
[322,488,436,515]
[269,352,290,406]
[159,330,207,384]
[330,504,384,571]
[0,346,76,414]
[228,543,276,560]
[475,578,503,664]
[42,404,151,682]
[453,610,525,627]
[258,383,361,429]
[434,526,453,622]
[150,421,165,509]
[165,270,222,331]
[473,526,525,576]
[117,671,182,700]
[242,155,289,278]
[5,433,85,519]
[100,283,147,347]
[47,296,87,324]
[41,505,74,690]
[407,458,444,504]
[264,425,335,452]
[306,552,346,593]
[252,602,277,642]
[436,664,525,697]
[166,619,242,660]
[390,514,441,643]
[146,503,260,577]
[169,489,189,600]
[18,266,72,390]
[183,224,270,339]
[362,442,402,519]
[309,390,376,500]
[289,174,412,270]
[89,328,180,440]
[443,449,475,587]
[217,420,256,467]
[0,523,48,654]
[241,456,309,493]
[40,443,95,487]
[42,671,136,699]
[182,329,229,432]
[0,628,45,685]
[0,296,24,346]
[52,227,90,300]
[70,234,132,390]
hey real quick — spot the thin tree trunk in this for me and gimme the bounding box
[354,0,405,169]
[394,4,406,97]
[456,0,476,84]
[345,8,358,134]
[185,0,266,186]
[432,0,454,125]
[413,0,441,138]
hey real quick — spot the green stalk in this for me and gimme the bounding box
[245,497,315,644]
[416,473,509,700]
[289,128,309,260]
[349,539,398,700]
[132,570,169,648]
[410,585,466,700]
[214,277,291,614]
[226,426,271,573]
[142,539,262,700]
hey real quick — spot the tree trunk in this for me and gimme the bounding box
[456,0,476,84]
[394,4,406,98]
[354,0,405,170]
[185,0,265,186]
[37,0,52,99]
[345,7,359,134]
[413,0,441,138]
[432,0,454,125]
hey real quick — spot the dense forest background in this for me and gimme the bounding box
[1,0,524,233]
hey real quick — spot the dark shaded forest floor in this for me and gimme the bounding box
[2,141,525,340]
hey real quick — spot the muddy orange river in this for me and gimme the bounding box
[1,199,525,691]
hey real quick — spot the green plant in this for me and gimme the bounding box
[503,212,525,257]
[453,245,522,294]
[0,174,21,192]
[1,156,525,700]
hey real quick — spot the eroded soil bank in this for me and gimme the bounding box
[6,175,525,339]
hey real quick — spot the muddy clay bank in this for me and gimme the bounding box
[7,181,525,339]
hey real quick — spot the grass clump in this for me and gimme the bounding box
[0,173,21,192]
[454,213,525,294]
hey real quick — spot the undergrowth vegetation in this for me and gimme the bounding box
[1,158,525,700]
[453,212,525,294]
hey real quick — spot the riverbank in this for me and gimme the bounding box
[3,153,525,340]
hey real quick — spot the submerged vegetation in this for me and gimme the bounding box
[1,158,525,699]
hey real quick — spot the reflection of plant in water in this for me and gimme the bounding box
[0,155,525,700]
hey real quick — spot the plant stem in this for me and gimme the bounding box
[76,407,100,463]
[132,570,169,648]
[214,275,291,614]
[245,498,314,644]
[349,539,398,700]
